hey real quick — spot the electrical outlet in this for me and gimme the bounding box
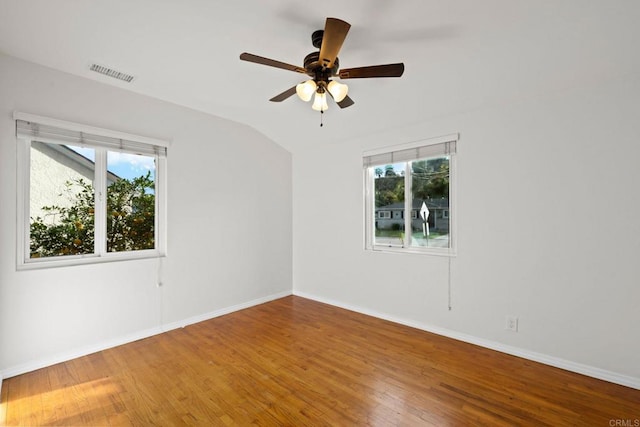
[506,316,518,332]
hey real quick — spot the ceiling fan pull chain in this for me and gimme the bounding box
[320,110,324,127]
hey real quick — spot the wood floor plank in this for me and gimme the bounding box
[1,296,638,426]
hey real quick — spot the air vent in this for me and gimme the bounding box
[89,64,135,83]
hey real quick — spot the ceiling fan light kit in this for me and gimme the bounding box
[327,80,348,103]
[296,80,317,102]
[240,17,404,122]
[311,90,329,112]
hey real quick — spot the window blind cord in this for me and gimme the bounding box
[157,257,164,329]
[448,255,452,311]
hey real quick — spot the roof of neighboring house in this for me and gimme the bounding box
[376,198,449,210]
[50,143,121,182]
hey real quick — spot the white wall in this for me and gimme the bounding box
[1,50,638,390]
[293,73,640,387]
[0,54,292,376]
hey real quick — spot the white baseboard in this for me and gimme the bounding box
[160,290,292,333]
[1,325,164,380]
[293,290,640,390]
[0,290,292,380]
[5,289,637,391]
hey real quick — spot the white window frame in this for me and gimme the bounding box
[363,133,457,256]
[15,112,169,269]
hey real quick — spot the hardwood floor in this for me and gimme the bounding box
[1,296,638,426]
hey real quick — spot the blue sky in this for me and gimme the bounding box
[70,146,156,180]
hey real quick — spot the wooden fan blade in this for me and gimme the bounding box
[319,18,351,70]
[269,86,298,102]
[336,95,355,109]
[339,63,405,79]
[240,52,306,74]
[327,90,355,109]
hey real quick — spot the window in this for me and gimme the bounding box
[378,211,391,219]
[364,134,457,255]
[16,113,168,268]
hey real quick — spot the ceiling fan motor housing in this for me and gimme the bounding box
[303,52,339,80]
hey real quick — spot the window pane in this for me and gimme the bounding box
[373,163,405,246]
[29,141,95,258]
[410,156,450,248]
[106,151,156,252]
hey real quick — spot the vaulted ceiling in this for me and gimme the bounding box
[1,1,638,152]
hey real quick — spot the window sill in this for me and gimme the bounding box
[17,250,165,271]
[367,245,456,257]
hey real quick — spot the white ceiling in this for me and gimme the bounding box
[1,1,638,152]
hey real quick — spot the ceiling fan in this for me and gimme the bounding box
[239,17,404,114]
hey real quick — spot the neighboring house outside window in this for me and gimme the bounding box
[375,199,450,235]
[15,113,168,269]
[363,134,457,255]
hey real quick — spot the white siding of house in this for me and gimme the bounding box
[30,142,95,223]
